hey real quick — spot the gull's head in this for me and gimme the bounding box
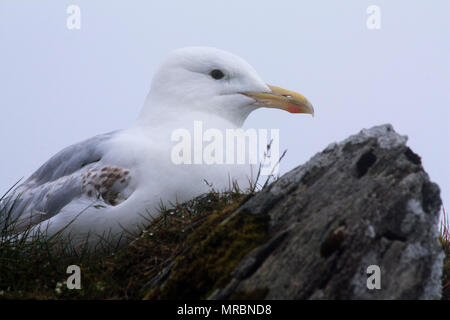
[142,47,314,127]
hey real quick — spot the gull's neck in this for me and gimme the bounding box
[135,96,254,129]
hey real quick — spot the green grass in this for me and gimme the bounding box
[440,207,450,300]
[0,183,268,299]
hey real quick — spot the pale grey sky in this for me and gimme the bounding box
[0,1,449,211]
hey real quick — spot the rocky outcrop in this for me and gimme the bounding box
[205,124,443,299]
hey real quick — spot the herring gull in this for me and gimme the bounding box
[1,47,314,249]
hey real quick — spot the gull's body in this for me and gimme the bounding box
[1,47,313,250]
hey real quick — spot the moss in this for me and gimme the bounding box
[144,203,269,300]
[230,288,269,300]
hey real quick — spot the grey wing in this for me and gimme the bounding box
[1,130,128,231]
[25,131,118,187]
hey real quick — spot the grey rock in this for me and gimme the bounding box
[209,124,443,300]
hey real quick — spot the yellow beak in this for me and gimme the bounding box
[242,84,314,116]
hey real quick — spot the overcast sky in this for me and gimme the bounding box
[0,1,449,212]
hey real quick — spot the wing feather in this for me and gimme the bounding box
[1,131,133,232]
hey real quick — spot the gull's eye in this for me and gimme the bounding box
[210,69,225,80]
